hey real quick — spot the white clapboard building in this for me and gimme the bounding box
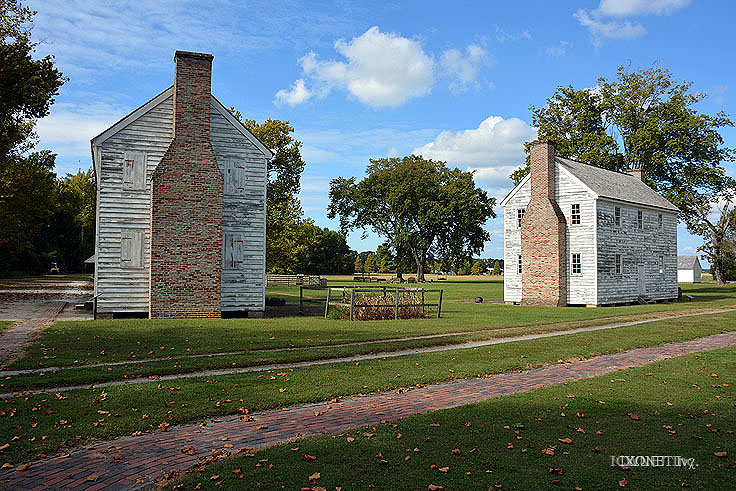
[501,141,679,306]
[90,51,272,318]
[677,255,702,283]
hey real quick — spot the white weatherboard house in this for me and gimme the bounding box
[677,255,702,283]
[90,51,272,318]
[501,141,679,306]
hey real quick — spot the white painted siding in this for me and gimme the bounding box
[596,200,678,303]
[94,93,268,314]
[502,179,530,302]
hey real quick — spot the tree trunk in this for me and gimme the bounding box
[711,228,728,286]
[413,249,427,282]
[712,257,727,286]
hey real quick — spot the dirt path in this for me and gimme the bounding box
[1,331,734,490]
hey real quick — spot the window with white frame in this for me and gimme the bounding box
[659,256,664,274]
[637,210,643,229]
[615,254,622,274]
[517,254,522,274]
[658,213,663,230]
[614,206,621,226]
[571,204,581,225]
[571,253,581,274]
[517,208,525,228]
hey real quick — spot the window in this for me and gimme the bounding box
[615,254,622,274]
[517,254,522,275]
[658,213,663,230]
[224,159,246,195]
[517,208,525,228]
[223,233,244,269]
[637,210,643,229]
[120,230,143,268]
[122,151,146,190]
[571,253,581,275]
[659,256,664,274]
[571,204,581,225]
[614,206,621,226]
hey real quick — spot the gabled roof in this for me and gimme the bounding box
[500,157,679,213]
[677,255,700,269]
[557,158,679,212]
[90,86,272,176]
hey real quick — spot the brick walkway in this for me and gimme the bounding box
[1,331,734,490]
[0,302,66,367]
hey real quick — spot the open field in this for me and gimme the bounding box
[175,345,735,490]
[1,310,735,465]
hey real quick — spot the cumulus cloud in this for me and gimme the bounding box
[274,79,312,106]
[278,26,434,107]
[575,0,690,46]
[411,115,536,188]
[440,44,491,94]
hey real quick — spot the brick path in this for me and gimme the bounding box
[0,302,66,367]
[1,331,734,490]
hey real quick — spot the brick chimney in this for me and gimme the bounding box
[627,166,644,181]
[520,140,567,306]
[150,51,223,318]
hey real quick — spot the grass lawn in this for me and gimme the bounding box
[0,321,12,333]
[8,282,735,373]
[1,311,735,466]
[174,345,735,490]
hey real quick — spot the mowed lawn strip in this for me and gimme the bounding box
[9,282,736,370]
[3,305,735,392]
[174,346,736,491]
[0,321,12,333]
[1,311,735,465]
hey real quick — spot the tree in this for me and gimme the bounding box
[354,256,363,274]
[513,63,734,222]
[328,155,495,282]
[265,197,314,273]
[51,168,96,272]
[471,259,485,275]
[1,1,66,159]
[685,192,736,286]
[379,257,390,273]
[298,225,353,274]
[492,260,501,276]
[363,254,376,273]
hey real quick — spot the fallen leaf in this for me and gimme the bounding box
[181,446,196,455]
[714,451,727,457]
[15,463,31,472]
[86,475,99,482]
[308,471,320,483]
[619,477,627,487]
[347,437,355,442]
[549,467,563,475]
[558,438,573,444]
[627,413,640,421]
[302,454,317,462]
[438,467,449,473]
[428,485,444,491]
[451,449,461,455]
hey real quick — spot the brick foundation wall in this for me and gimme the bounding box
[150,51,223,318]
[521,140,567,306]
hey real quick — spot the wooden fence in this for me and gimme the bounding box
[313,285,443,320]
[266,274,326,287]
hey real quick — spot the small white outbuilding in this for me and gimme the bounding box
[677,256,702,283]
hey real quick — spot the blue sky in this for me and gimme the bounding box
[29,0,735,263]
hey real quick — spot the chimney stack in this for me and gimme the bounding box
[150,51,223,319]
[520,140,567,306]
[627,166,644,181]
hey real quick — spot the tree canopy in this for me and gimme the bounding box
[512,63,734,221]
[328,155,495,282]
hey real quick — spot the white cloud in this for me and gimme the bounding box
[274,79,312,106]
[411,115,536,188]
[574,0,689,47]
[598,0,691,17]
[495,27,532,43]
[280,26,434,107]
[440,44,491,94]
[545,41,572,58]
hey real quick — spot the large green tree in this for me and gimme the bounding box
[297,225,354,274]
[512,63,734,219]
[328,155,495,282]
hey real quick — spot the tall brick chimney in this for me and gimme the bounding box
[627,166,644,181]
[520,140,567,306]
[150,51,223,318]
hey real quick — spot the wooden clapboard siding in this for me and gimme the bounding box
[210,106,267,312]
[93,91,269,314]
[502,178,529,303]
[596,200,678,304]
[94,95,173,313]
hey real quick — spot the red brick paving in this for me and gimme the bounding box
[1,331,734,490]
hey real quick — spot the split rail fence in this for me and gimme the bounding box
[266,274,325,287]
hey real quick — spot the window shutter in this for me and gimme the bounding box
[223,233,234,268]
[120,230,143,268]
[123,151,146,190]
[234,234,244,269]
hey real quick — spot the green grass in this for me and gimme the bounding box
[9,281,736,371]
[174,345,735,490]
[0,321,12,333]
[1,310,735,466]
